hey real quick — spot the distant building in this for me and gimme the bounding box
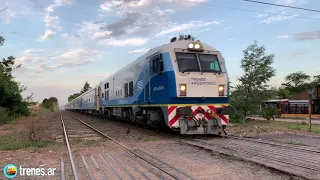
[263,85,320,119]
[286,85,320,114]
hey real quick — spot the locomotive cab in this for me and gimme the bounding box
[167,40,233,135]
[172,41,229,98]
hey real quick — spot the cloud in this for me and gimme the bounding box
[80,11,169,40]
[99,0,150,14]
[24,49,44,54]
[99,12,143,37]
[154,7,174,16]
[260,11,297,24]
[155,20,220,36]
[0,5,16,23]
[224,26,232,30]
[295,30,320,40]
[253,13,268,18]
[128,48,148,53]
[100,38,147,47]
[38,0,73,41]
[92,31,112,40]
[37,29,56,41]
[17,48,102,74]
[278,35,290,39]
[52,48,102,61]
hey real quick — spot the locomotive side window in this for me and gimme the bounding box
[198,54,221,72]
[150,56,159,75]
[124,83,129,97]
[106,83,109,89]
[129,81,133,97]
[176,53,200,72]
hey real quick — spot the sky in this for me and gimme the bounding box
[0,0,320,106]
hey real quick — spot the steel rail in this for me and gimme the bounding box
[60,111,80,180]
[194,139,320,171]
[180,139,320,180]
[65,111,188,180]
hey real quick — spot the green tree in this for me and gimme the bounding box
[277,87,291,99]
[0,35,29,117]
[41,97,58,111]
[230,41,276,121]
[68,93,81,102]
[311,75,320,86]
[281,71,312,95]
[0,36,4,46]
[80,81,91,94]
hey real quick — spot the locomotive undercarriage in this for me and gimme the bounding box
[99,107,165,131]
[176,106,230,135]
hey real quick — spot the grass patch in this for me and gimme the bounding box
[85,121,102,125]
[274,121,320,133]
[0,134,53,151]
[29,107,51,116]
[84,140,102,146]
[136,135,158,142]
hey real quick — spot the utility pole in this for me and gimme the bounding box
[308,93,312,132]
[308,88,314,132]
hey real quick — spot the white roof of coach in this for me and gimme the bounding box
[67,40,220,105]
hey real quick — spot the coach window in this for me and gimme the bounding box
[198,54,221,72]
[129,81,133,97]
[176,52,200,72]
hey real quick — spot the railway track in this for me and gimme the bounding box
[59,111,195,180]
[180,136,320,180]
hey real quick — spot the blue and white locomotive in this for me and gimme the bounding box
[65,37,233,135]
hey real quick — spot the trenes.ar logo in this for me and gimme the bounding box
[3,164,18,178]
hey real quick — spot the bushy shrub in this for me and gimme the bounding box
[261,105,278,120]
[229,109,246,123]
[0,107,14,124]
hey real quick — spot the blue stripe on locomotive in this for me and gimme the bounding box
[98,52,229,107]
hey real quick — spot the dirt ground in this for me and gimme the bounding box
[0,111,316,179]
[0,112,64,180]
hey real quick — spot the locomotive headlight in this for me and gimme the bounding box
[188,43,194,48]
[218,85,225,96]
[179,84,187,96]
[187,42,203,51]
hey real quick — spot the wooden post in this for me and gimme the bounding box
[308,94,312,132]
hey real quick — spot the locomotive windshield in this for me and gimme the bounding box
[176,52,200,72]
[198,54,221,72]
[176,52,221,72]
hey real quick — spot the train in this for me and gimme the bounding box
[65,36,233,135]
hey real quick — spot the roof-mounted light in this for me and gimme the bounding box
[187,42,203,51]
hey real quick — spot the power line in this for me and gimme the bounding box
[242,0,320,13]
[178,0,320,21]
